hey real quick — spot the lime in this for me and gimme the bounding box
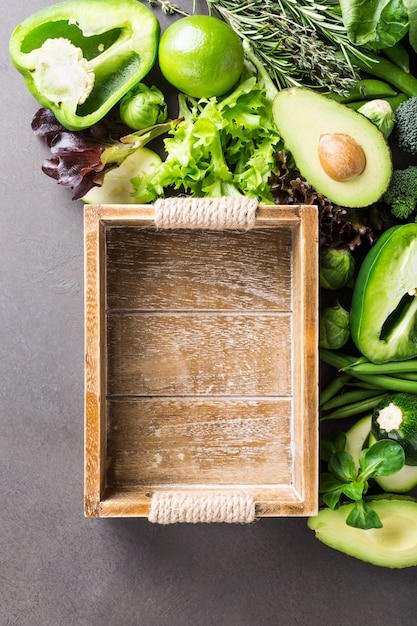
[158,15,244,98]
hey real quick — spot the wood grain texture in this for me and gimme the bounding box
[83,203,319,518]
[106,228,292,311]
[107,312,292,396]
[106,398,292,486]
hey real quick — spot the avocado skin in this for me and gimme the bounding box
[308,496,417,568]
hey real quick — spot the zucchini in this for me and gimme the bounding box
[372,393,417,465]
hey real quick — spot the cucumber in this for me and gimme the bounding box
[308,495,417,568]
[83,147,161,204]
[369,433,417,493]
[345,415,371,471]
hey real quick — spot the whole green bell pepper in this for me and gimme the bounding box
[9,0,160,130]
[350,223,417,364]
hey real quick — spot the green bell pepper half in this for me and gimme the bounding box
[9,0,160,130]
[350,223,417,364]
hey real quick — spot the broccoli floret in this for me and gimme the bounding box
[383,166,417,220]
[393,96,417,155]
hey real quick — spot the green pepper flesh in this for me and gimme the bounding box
[350,223,417,363]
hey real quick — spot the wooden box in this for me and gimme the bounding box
[84,201,318,522]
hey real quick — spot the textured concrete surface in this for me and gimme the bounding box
[2,2,416,625]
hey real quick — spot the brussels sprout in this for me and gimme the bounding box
[319,304,350,350]
[120,83,168,130]
[320,246,356,290]
[357,99,396,139]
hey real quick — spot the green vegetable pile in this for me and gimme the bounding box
[9,0,417,568]
[132,66,281,202]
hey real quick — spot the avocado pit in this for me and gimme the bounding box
[318,133,366,182]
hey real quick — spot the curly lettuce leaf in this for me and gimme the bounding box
[133,77,282,202]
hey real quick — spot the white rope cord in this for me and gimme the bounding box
[148,491,256,524]
[154,196,258,231]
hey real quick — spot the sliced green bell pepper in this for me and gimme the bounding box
[9,0,160,130]
[350,223,417,364]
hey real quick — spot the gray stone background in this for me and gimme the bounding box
[1,1,415,624]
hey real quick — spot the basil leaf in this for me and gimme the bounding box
[328,451,357,482]
[342,481,364,501]
[320,473,345,509]
[322,490,343,510]
[359,439,405,480]
[319,472,345,493]
[346,500,383,530]
[339,0,409,49]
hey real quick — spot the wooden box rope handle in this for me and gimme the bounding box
[148,491,256,524]
[154,196,258,231]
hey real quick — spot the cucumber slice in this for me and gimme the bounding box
[370,432,417,493]
[83,147,161,204]
[308,495,417,568]
[345,415,372,471]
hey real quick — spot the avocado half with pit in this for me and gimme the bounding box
[272,88,392,207]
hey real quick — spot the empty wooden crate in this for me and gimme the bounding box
[84,200,318,521]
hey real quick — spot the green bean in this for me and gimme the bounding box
[320,394,388,421]
[321,388,385,412]
[347,382,384,390]
[350,372,417,394]
[320,348,359,371]
[391,372,417,383]
[345,359,417,375]
[319,372,352,406]
[344,51,417,97]
[381,40,410,74]
[326,78,397,103]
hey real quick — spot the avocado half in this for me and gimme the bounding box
[308,496,417,568]
[272,88,392,207]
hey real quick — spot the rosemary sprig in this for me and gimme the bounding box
[206,0,365,97]
[147,0,190,17]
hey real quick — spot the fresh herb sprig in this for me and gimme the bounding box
[320,431,405,529]
[147,0,191,17]
[206,0,369,97]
